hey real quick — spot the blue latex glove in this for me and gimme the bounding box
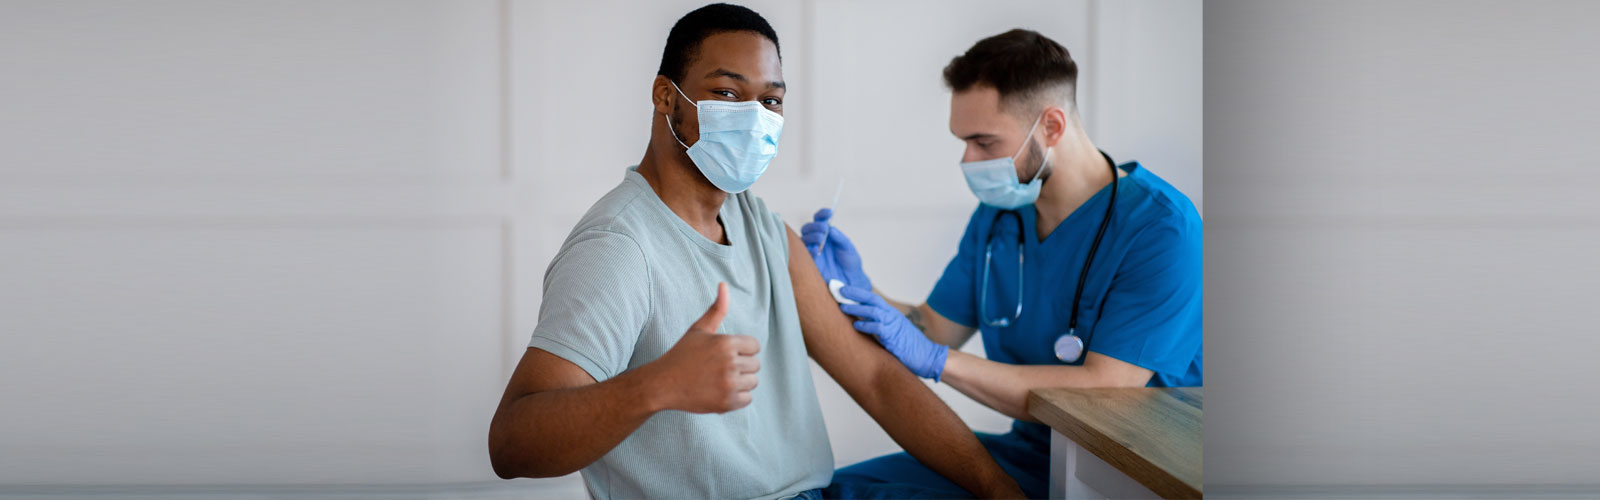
[799,208,872,292]
[838,285,949,381]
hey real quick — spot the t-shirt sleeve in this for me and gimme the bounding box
[926,207,986,329]
[527,229,651,382]
[1087,214,1203,379]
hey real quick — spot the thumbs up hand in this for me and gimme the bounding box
[646,283,762,414]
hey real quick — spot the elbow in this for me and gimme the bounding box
[1099,370,1155,388]
[488,425,520,480]
[488,393,583,479]
[494,458,575,480]
[489,440,561,480]
[491,459,516,481]
[492,462,529,481]
[488,430,575,480]
[488,417,545,480]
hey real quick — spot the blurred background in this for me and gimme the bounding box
[0,0,1199,497]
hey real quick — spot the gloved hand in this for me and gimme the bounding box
[800,208,872,292]
[837,285,949,381]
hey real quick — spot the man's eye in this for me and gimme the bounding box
[762,97,781,106]
[713,90,736,98]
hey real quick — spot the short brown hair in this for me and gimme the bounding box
[943,29,1078,115]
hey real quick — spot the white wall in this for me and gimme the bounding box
[0,1,1200,497]
[0,0,520,493]
[1205,1,1600,492]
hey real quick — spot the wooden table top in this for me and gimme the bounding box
[1027,387,1203,499]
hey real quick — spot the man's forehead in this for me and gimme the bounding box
[953,86,1003,109]
[950,87,1019,136]
[687,32,783,84]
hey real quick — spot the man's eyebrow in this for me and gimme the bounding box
[704,68,748,82]
[704,68,786,90]
[961,133,997,141]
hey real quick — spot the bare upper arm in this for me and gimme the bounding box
[783,224,902,389]
[496,347,598,409]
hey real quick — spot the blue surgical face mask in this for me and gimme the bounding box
[665,80,784,194]
[960,114,1052,209]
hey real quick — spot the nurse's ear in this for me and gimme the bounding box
[1039,105,1072,147]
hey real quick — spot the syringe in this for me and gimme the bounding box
[820,177,859,305]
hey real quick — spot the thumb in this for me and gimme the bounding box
[690,282,730,333]
[829,225,858,255]
[838,285,880,305]
[812,207,833,223]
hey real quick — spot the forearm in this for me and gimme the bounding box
[791,227,1020,497]
[874,288,916,315]
[893,301,974,349]
[942,351,1142,422]
[871,295,946,346]
[488,365,665,478]
[850,360,1023,497]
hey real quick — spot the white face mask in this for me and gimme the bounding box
[664,80,784,194]
[958,114,1052,209]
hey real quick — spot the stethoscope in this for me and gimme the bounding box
[978,159,1118,363]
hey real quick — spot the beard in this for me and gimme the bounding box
[670,102,688,141]
[1019,139,1051,183]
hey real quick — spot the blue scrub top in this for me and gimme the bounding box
[927,159,1203,442]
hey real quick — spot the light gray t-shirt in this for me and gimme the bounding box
[528,166,833,500]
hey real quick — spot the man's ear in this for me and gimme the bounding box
[1041,105,1071,147]
[651,75,676,115]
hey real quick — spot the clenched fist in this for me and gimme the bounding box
[647,282,761,414]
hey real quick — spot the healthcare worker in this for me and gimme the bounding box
[488,5,1024,499]
[806,29,1203,498]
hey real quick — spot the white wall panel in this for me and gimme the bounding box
[0,221,506,484]
[1091,0,1204,212]
[1208,221,1600,485]
[1205,0,1600,489]
[0,0,503,183]
[0,0,528,494]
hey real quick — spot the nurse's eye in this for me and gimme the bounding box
[761,97,781,106]
[712,89,737,99]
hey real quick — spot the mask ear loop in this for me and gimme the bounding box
[1015,113,1050,183]
[1032,148,1055,183]
[664,80,698,150]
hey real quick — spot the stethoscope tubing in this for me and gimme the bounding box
[977,160,1120,361]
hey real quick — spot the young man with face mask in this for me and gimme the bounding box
[804,29,1204,497]
[486,4,1024,499]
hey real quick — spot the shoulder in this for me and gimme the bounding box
[735,189,788,238]
[549,228,649,282]
[548,174,656,279]
[1119,163,1202,240]
[566,172,655,239]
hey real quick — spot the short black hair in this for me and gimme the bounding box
[657,3,781,83]
[943,29,1078,114]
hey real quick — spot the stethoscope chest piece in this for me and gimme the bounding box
[981,153,1120,367]
[1054,330,1085,363]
